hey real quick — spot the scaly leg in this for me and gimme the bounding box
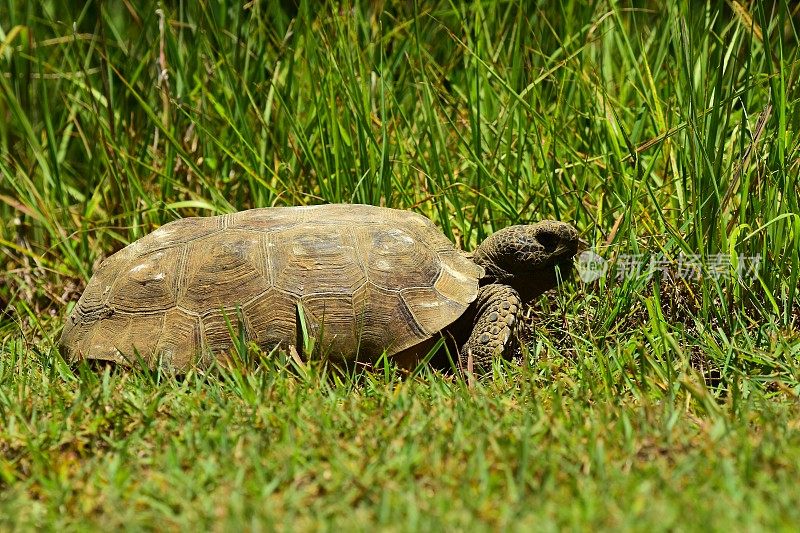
[460,284,522,371]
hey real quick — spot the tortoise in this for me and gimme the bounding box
[60,204,579,372]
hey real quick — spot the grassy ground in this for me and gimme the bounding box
[1,0,799,530]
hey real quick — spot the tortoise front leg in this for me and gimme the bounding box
[460,284,522,371]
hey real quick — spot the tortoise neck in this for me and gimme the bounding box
[479,264,570,303]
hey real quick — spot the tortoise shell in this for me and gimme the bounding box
[60,204,484,370]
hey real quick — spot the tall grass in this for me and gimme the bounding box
[2,1,797,320]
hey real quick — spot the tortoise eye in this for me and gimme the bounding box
[537,230,559,253]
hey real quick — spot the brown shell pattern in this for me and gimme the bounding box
[60,204,484,370]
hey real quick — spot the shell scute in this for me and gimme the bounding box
[179,230,270,313]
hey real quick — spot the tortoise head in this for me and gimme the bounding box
[471,221,580,301]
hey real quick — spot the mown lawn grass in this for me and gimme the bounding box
[1,0,799,530]
[2,350,800,530]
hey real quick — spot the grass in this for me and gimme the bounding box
[1,0,799,529]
